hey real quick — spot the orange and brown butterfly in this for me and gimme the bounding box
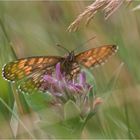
[2,45,118,93]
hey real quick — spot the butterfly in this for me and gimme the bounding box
[2,45,118,93]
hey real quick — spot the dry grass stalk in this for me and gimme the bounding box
[67,0,132,32]
[104,0,124,20]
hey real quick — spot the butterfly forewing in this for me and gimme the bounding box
[76,45,118,68]
[2,56,63,82]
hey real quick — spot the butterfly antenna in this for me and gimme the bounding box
[56,44,70,53]
[73,36,96,52]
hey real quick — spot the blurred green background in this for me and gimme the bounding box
[0,1,140,139]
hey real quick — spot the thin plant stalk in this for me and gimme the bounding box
[0,98,35,139]
[0,18,17,59]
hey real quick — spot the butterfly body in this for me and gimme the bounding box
[2,45,118,93]
[61,51,80,77]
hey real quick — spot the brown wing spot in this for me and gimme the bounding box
[86,50,92,55]
[11,63,18,73]
[33,73,41,80]
[97,47,108,56]
[101,48,111,58]
[38,65,44,68]
[100,46,107,50]
[88,56,93,61]
[23,66,29,70]
[28,58,36,65]
[90,59,96,64]
[17,72,24,79]
[37,58,44,64]
[92,54,98,58]
[98,59,103,63]
[25,71,31,75]
[24,66,32,75]
[18,63,25,69]
[11,67,17,73]
[18,60,27,69]
[12,64,17,68]
[92,48,99,54]
[43,58,49,63]
[48,58,53,63]
[71,67,80,75]
[84,61,91,67]
[10,74,15,78]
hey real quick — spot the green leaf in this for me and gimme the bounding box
[64,100,80,120]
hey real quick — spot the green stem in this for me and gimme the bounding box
[0,17,17,59]
[80,111,96,133]
[124,102,132,139]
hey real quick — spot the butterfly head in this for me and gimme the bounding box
[67,51,75,62]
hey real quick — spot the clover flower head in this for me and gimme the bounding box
[41,63,92,103]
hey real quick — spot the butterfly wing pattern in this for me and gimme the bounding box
[2,45,118,93]
[76,45,118,68]
[2,56,63,92]
[18,65,56,93]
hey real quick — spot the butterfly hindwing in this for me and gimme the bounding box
[76,45,118,67]
[70,62,81,78]
[18,65,56,93]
